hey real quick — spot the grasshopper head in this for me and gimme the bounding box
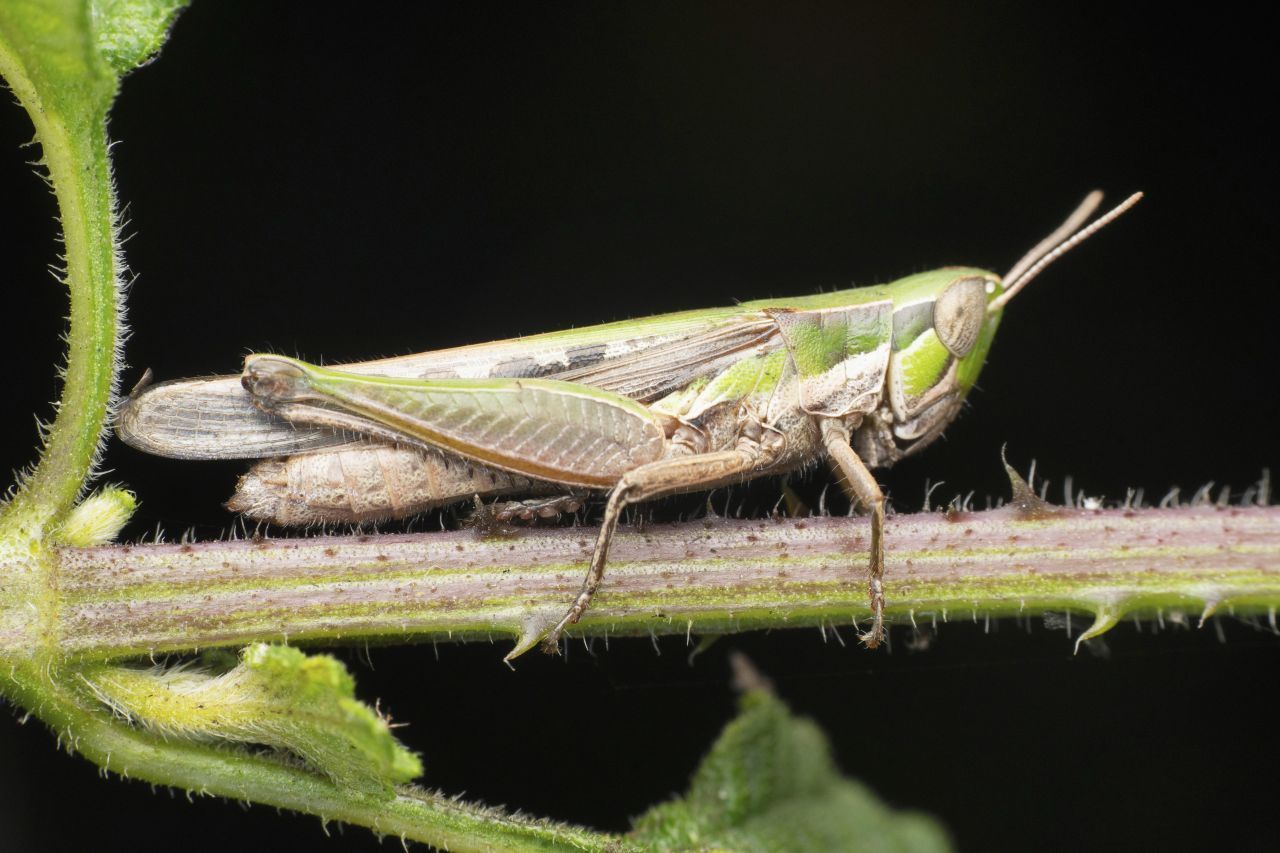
[877,267,1002,456]
[864,191,1142,462]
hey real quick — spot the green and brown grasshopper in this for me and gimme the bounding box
[118,191,1141,653]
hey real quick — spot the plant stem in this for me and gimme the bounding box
[1,660,613,852]
[18,504,1280,662]
[1,1,126,691]
[0,40,118,538]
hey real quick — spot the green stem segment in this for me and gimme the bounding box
[1,662,612,852]
[0,22,119,539]
[11,115,116,529]
[16,504,1280,662]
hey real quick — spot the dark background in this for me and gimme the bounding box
[2,4,1277,851]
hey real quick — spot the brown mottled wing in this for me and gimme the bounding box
[118,314,781,460]
[116,375,349,460]
[549,316,780,400]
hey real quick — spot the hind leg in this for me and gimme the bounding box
[541,441,779,653]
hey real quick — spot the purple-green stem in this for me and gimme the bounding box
[10,503,1278,663]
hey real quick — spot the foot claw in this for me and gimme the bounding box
[540,607,581,655]
[468,495,583,537]
[492,495,582,523]
[860,578,886,649]
[859,620,884,649]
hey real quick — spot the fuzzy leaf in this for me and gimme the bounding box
[0,0,186,123]
[83,644,423,794]
[92,0,188,76]
[54,485,136,545]
[631,687,949,852]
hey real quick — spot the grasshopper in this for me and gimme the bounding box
[118,191,1142,654]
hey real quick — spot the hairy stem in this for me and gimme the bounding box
[0,32,119,539]
[1,660,612,852]
[14,504,1279,662]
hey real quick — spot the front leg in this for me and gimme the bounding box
[819,418,887,648]
[542,440,778,653]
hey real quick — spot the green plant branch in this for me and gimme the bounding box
[2,661,611,852]
[9,503,1274,663]
[0,2,123,538]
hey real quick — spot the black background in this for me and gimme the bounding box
[2,4,1278,851]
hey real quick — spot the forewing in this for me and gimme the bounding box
[548,316,779,400]
[119,308,779,460]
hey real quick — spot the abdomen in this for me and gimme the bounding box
[228,444,547,526]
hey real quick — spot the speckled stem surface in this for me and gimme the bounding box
[16,504,1279,662]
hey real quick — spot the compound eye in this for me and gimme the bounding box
[933,277,987,358]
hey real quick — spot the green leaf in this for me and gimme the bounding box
[82,644,423,794]
[631,682,950,852]
[0,0,186,128]
[0,0,113,125]
[52,485,136,545]
[92,0,188,77]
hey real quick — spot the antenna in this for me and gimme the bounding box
[988,191,1144,313]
